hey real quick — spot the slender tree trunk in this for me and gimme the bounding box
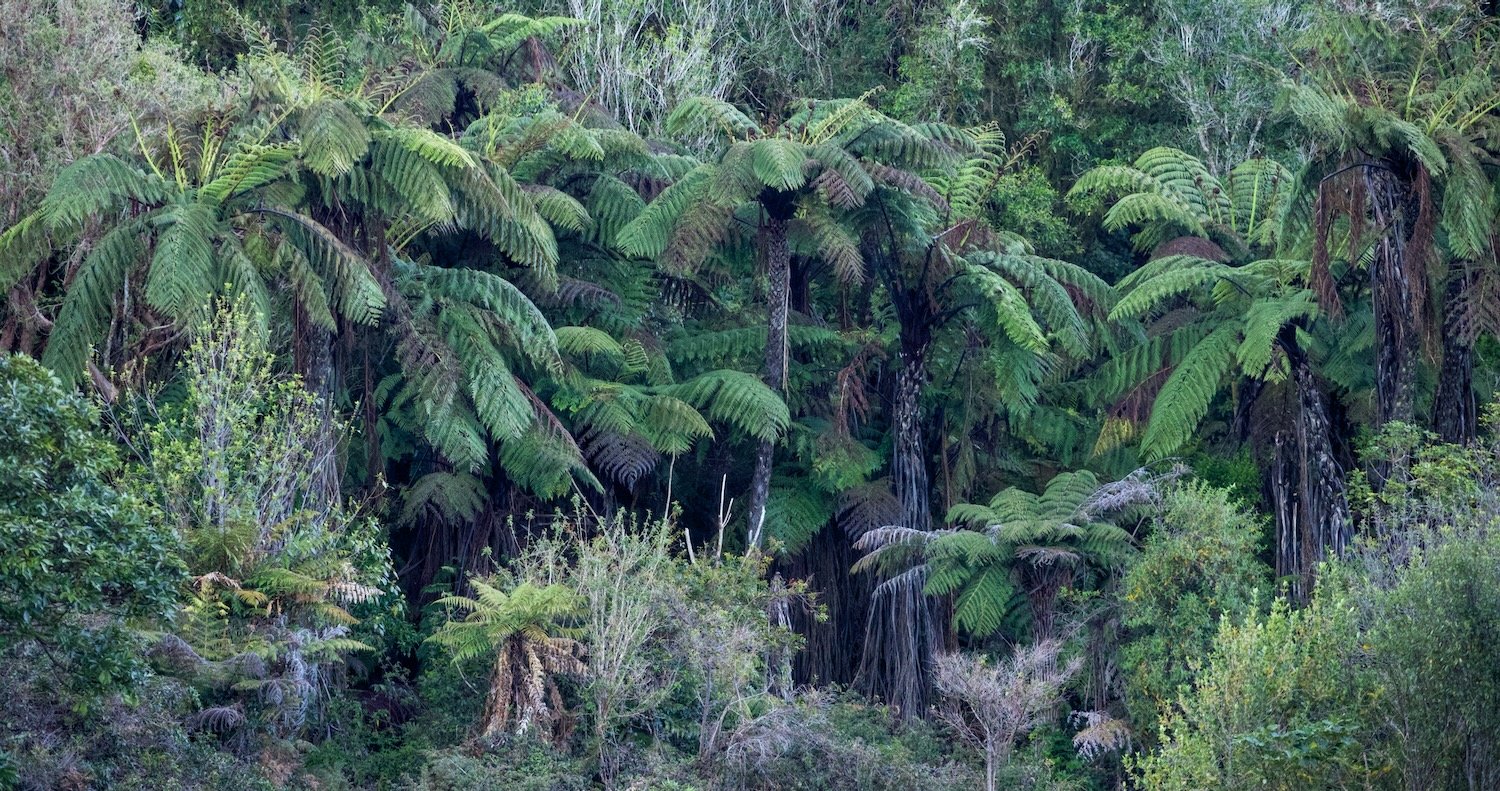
[1436,271,1477,444]
[296,307,341,508]
[746,216,791,550]
[1366,165,1417,429]
[892,344,932,534]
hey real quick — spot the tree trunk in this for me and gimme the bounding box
[1366,165,1417,429]
[1272,325,1351,602]
[786,523,871,687]
[294,303,341,508]
[746,216,791,550]
[857,320,940,720]
[892,344,932,534]
[1436,271,1477,444]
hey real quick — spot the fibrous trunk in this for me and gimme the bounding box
[1271,325,1351,602]
[786,524,870,686]
[746,216,790,550]
[1436,271,1477,444]
[857,331,941,719]
[294,302,341,507]
[1366,165,1417,429]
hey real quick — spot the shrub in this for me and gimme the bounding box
[0,354,181,695]
[1119,482,1268,740]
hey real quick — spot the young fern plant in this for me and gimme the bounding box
[855,470,1153,641]
[427,578,586,745]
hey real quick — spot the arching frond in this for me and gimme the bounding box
[664,369,789,442]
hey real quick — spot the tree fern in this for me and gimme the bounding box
[1137,321,1240,460]
[665,369,789,443]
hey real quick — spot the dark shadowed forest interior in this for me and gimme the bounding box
[5,0,1500,788]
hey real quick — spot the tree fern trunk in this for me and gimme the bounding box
[1366,165,1417,429]
[746,216,790,550]
[785,524,870,686]
[858,566,936,719]
[1436,272,1477,444]
[893,344,931,533]
[294,303,341,508]
[1274,325,1351,602]
[857,323,939,720]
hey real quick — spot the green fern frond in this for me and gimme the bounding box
[524,184,591,234]
[556,325,625,365]
[639,394,713,455]
[298,99,371,179]
[401,471,487,526]
[665,96,762,140]
[1236,291,1316,378]
[664,369,789,442]
[1110,256,1224,321]
[42,154,169,230]
[749,138,809,192]
[962,262,1048,352]
[795,205,863,283]
[481,13,583,53]
[617,166,711,260]
[764,484,833,553]
[146,202,221,322]
[1139,321,1240,459]
[42,220,145,380]
[272,210,385,325]
[417,265,557,365]
[0,214,50,293]
[200,143,298,203]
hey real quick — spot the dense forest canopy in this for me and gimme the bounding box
[3,0,1500,788]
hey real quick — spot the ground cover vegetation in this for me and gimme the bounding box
[3,0,1500,787]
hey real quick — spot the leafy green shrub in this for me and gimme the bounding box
[0,354,181,695]
[1135,597,1367,790]
[408,737,591,791]
[116,307,395,741]
[1120,482,1268,740]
